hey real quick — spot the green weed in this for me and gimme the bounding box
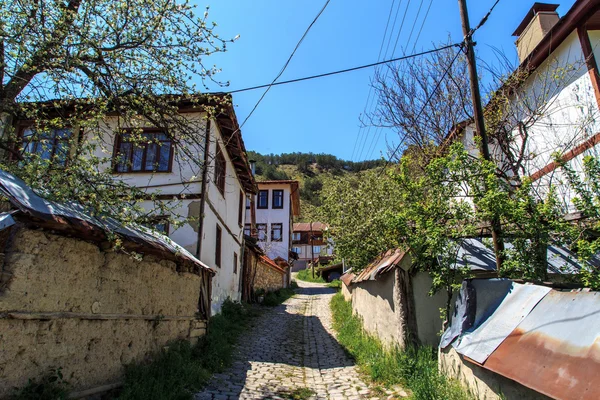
[329,293,472,400]
[11,368,68,400]
[118,299,259,400]
[296,268,325,283]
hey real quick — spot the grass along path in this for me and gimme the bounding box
[329,292,473,400]
[296,268,326,283]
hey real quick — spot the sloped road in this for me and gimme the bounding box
[194,279,372,400]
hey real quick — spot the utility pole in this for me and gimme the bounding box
[457,0,504,270]
[310,221,315,279]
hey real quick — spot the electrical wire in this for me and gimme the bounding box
[236,0,332,130]
[351,0,399,161]
[222,43,461,95]
[379,43,465,175]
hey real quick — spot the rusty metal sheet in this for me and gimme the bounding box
[0,169,212,274]
[484,290,600,400]
[353,248,407,283]
[453,282,551,363]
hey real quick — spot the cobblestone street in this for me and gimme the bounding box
[195,280,373,400]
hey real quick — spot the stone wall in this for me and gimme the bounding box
[254,261,285,293]
[0,227,207,398]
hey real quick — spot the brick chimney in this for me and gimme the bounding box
[513,3,560,63]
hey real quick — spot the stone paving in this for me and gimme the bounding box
[194,280,374,400]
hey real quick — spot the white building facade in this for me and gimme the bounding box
[453,0,600,213]
[15,95,256,315]
[245,180,300,263]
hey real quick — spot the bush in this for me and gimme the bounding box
[11,368,69,400]
[329,293,472,400]
[296,268,325,283]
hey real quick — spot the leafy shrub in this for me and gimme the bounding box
[296,268,325,283]
[11,368,68,400]
[330,293,472,400]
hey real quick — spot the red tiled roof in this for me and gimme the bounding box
[259,255,286,274]
[293,222,328,232]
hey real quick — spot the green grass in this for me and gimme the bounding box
[327,279,342,289]
[117,300,259,400]
[296,268,325,283]
[330,293,472,400]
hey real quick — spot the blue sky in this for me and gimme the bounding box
[197,0,576,161]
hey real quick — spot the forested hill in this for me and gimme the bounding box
[247,151,384,221]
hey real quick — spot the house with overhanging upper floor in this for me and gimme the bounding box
[5,94,256,315]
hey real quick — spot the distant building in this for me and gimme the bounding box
[245,180,300,263]
[291,222,334,271]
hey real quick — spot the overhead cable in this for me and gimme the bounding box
[223,43,462,95]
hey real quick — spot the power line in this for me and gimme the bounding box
[378,0,502,171]
[379,43,465,175]
[237,0,331,130]
[222,43,461,95]
[351,0,399,161]
[410,0,433,54]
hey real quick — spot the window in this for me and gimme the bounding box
[215,224,222,267]
[21,127,72,166]
[214,145,226,195]
[244,224,251,237]
[292,232,301,241]
[238,191,244,227]
[257,190,268,209]
[272,190,284,209]
[313,246,321,254]
[233,252,238,274]
[256,224,267,241]
[144,216,170,235]
[114,130,172,173]
[292,247,302,255]
[246,196,251,209]
[271,223,283,242]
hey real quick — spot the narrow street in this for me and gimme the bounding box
[195,280,373,400]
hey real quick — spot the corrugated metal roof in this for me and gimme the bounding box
[442,279,600,400]
[454,238,590,274]
[452,281,551,363]
[484,290,600,400]
[0,169,213,274]
[353,248,408,283]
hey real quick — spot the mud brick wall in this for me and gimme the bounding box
[254,262,284,293]
[0,227,207,398]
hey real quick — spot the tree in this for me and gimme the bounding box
[318,169,403,269]
[368,43,472,161]
[0,0,235,228]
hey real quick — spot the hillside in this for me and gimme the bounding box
[247,151,384,221]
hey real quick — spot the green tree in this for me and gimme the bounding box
[0,0,234,229]
[318,169,403,269]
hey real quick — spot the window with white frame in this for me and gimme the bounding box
[312,245,321,254]
[292,247,302,255]
[292,232,301,241]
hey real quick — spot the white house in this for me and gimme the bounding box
[13,94,256,315]
[245,180,300,263]
[291,222,334,271]
[449,0,600,212]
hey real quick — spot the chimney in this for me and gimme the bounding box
[249,159,256,176]
[513,3,560,63]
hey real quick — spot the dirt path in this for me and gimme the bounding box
[194,280,372,400]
